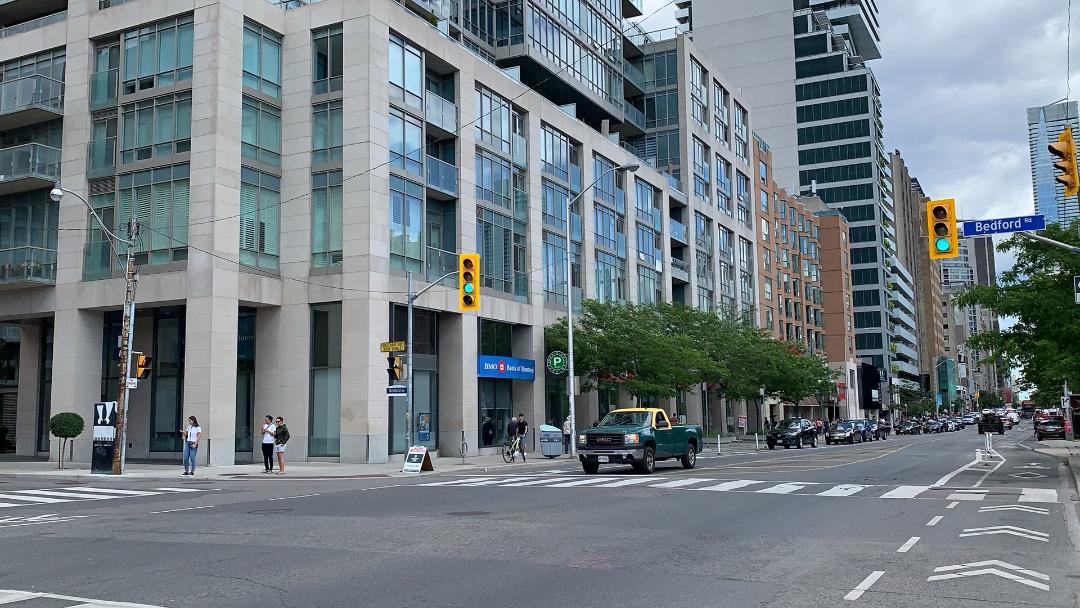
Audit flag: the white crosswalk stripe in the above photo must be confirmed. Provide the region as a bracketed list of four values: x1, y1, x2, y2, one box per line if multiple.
[408, 475, 1060, 504]
[0, 486, 216, 509]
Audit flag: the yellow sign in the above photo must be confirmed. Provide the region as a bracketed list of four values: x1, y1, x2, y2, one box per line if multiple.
[380, 341, 406, 353]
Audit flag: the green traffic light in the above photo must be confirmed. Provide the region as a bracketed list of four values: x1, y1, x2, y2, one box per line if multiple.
[463, 283, 475, 294]
[935, 237, 950, 252]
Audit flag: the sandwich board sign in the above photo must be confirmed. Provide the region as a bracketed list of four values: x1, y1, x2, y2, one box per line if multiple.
[402, 445, 434, 473]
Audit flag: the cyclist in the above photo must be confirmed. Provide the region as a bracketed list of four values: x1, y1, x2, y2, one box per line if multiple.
[516, 413, 529, 461]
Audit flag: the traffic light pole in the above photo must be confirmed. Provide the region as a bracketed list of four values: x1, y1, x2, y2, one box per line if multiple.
[112, 218, 139, 476]
[404, 270, 458, 453]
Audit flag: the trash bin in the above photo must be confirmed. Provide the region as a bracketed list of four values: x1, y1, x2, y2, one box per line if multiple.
[539, 424, 563, 458]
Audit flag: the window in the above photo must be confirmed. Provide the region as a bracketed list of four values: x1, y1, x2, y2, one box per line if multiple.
[312, 25, 343, 95]
[310, 303, 342, 457]
[637, 265, 661, 305]
[312, 100, 343, 165]
[796, 74, 868, 101]
[854, 311, 882, 328]
[311, 170, 343, 267]
[116, 163, 189, 265]
[476, 151, 512, 210]
[760, 190, 769, 213]
[799, 162, 873, 186]
[541, 179, 570, 230]
[243, 22, 282, 98]
[762, 247, 772, 270]
[541, 124, 574, 181]
[799, 142, 872, 165]
[642, 49, 677, 88]
[636, 224, 659, 265]
[713, 81, 729, 143]
[852, 268, 879, 285]
[690, 59, 708, 129]
[840, 203, 876, 222]
[543, 231, 581, 306]
[798, 119, 871, 145]
[634, 178, 660, 225]
[593, 154, 624, 208]
[716, 155, 732, 213]
[595, 205, 618, 250]
[855, 333, 884, 350]
[239, 167, 280, 269]
[122, 15, 193, 95]
[759, 159, 768, 184]
[241, 97, 281, 166]
[526, 10, 619, 103]
[736, 171, 751, 227]
[760, 217, 769, 242]
[850, 246, 878, 264]
[477, 206, 528, 297]
[818, 183, 876, 204]
[390, 175, 424, 271]
[734, 103, 749, 162]
[644, 90, 679, 129]
[595, 250, 626, 303]
[389, 108, 423, 175]
[796, 97, 870, 123]
[475, 85, 511, 154]
[850, 225, 877, 243]
[119, 92, 191, 164]
[629, 130, 679, 176]
[692, 137, 710, 202]
[389, 34, 423, 111]
[796, 55, 845, 78]
[764, 278, 773, 301]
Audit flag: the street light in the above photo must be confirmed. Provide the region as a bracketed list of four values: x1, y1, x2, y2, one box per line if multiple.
[566, 162, 638, 458]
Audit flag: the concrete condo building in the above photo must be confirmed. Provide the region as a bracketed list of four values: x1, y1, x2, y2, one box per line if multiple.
[940, 235, 1000, 402]
[1027, 101, 1080, 226]
[0, 0, 770, 463]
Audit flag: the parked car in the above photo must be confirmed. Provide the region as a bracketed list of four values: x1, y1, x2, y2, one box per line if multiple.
[926, 419, 944, 433]
[950, 417, 965, 430]
[860, 419, 880, 440]
[962, 414, 978, 425]
[826, 421, 861, 444]
[577, 408, 702, 474]
[1035, 416, 1066, 441]
[766, 418, 819, 449]
[896, 421, 917, 435]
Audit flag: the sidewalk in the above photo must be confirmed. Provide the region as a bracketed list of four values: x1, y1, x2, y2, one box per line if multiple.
[1031, 438, 1080, 459]
[0, 453, 578, 482]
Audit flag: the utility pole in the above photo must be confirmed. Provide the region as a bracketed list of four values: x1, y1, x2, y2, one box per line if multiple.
[112, 218, 139, 475]
[404, 269, 457, 453]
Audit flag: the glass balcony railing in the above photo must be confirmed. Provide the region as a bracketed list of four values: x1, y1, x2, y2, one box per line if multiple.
[83, 241, 114, 280]
[0, 11, 66, 38]
[0, 245, 56, 285]
[425, 246, 458, 286]
[624, 101, 645, 130]
[424, 93, 457, 133]
[0, 74, 63, 118]
[87, 137, 116, 177]
[90, 68, 118, 107]
[570, 164, 582, 194]
[670, 218, 688, 244]
[623, 61, 645, 91]
[512, 134, 527, 167]
[670, 257, 690, 282]
[425, 156, 458, 196]
[0, 143, 61, 184]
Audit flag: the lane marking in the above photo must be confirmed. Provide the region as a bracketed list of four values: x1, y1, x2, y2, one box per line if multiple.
[946, 501, 959, 509]
[896, 536, 921, 553]
[649, 478, 715, 489]
[934, 456, 981, 487]
[946, 492, 986, 502]
[151, 505, 214, 514]
[418, 477, 498, 486]
[927, 516, 943, 527]
[756, 482, 815, 494]
[691, 480, 763, 492]
[153, 488, 211, 493]
[544, 477, 621, 488]
[979, 504, 1049, 515]
[499, 476, 579, 487]
[9, 490, 111, 500]
[816, 484, 870, 497]
[880, 485, 929, 499]
[58, 487, 162, 496]
[927, 560, 1050, 591]
[267, 493, 321, 501]
[1019, 488, 1058, 503]
[453, 477, 537, 486]
[592, 477, 666, 488]
[0, 494, 71, 504]
[958, 525, 1050, 542]
[843, 570, 885, 601]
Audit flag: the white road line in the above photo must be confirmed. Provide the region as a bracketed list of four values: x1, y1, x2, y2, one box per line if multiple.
[0, 590, 39, 604]
[153, 488, 209, 493]
[9, 490, 112, 500]
[934, 456, 981, 487]
[946, 501, 959, 509]
[499, 476, 579, 487]
[843, 571, 885, 601]
[896, 536, 921, 553]
[946, 492, 986, 502]
[1019, 488, 1058, 503]
[927, 516, 943, 527]
[545, 477, 621, 487]
[591, 477, 665, 488]
[692, 480, 763, 492]
[880, 485, 930, 499]
[267, 493, 321, 501]
[57, 487, 161, 496]
[0, 494, 71, 504]
[418, 477, 497, 486]
[151, 505, 214, 514]
[649, 478, 715, 488]
[756, 482, 814, 494]
[817, 484, 870, 497]
[454, 477, 538, 486]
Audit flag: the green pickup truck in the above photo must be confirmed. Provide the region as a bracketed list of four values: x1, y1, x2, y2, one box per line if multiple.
[577, 408, 703, 474]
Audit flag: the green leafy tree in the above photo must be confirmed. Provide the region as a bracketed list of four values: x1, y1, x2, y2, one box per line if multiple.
[49, 412, 84, 470]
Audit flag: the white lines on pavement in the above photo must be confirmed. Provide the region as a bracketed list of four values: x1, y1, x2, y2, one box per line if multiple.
[946, 492, 986, 502]
[979, 504, 1049, 515]
[0, 514, 93, 528]
[1019, 488, 1058, 503]
[150, 505, 214, 514]
[0, 589, 167, 607]
[691, 479, 764, 492]
[896, 536, 921, 553]
[927, 560, 1050, 591]
[958, 525, 1050, 542]
[267, 493, 321, 501]
[880, 485, 930, 499]
[926, 516, 943, 527]
[498, 476, 581, 487]
[648, 478, 715, 488]
[545, 477, 620, 488]
[592, 477, 666, 488]
[934, 456, 981, 488]
[756, 482, 817, 494]
[844, 571, 885, 601]
[946, 501, 959, 509]
[816, 484, 869, 497]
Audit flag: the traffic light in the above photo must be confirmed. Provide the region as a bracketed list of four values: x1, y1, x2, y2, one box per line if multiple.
[1049, 127, 1079, 197]
[458, 252, 480, 311]
[387, 353, 403, 383]
[926, 198, 958, 260]
[134, 352, 153, 379]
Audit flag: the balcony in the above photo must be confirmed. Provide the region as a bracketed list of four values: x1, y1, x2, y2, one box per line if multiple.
[623, 0, 643, 18]
[0, 245, 55, 287]
[512, 133, 527, 168]
[424, 93, 457, 137]
[82, 241, 114, 281]
[89, 68, 118, 109]
[0, 74, 63, 131]
[570, 164, 582, 195]
[622, 100, 645, 135]
[623, 61, 645, 94]
[425, 156, 458, 199]
[669, 218, 688, 245]
[425, 246, 458, 286]
[0, 143, 61, 195]
[670, 257, 690, 283]
[86, 137, 116, 178]
[0, 9, 65, 38]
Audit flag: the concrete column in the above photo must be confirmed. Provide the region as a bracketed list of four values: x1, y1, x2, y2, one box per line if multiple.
[14, 323, 41, 457]
[48, 308, 102, 462]
[437, 312, 477, 456]
[183, 297, 238, 466]
[512, 324, 544, 454]
[255, 305, 310, 461]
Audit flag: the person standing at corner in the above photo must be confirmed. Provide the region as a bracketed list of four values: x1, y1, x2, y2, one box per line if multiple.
[260, 415, 277, 473]
[273, 416, 290, 475]
[181, 416, 201, 476]
[562, 415, 572, 455]
[516, 413, 529, 460]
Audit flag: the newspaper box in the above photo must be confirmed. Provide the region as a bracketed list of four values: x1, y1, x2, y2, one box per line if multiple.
[539, 424, 563, 458]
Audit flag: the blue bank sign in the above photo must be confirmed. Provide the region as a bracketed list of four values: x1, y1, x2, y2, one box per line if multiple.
[477, 355, 536, 381]
[961, 215, 1045, 237]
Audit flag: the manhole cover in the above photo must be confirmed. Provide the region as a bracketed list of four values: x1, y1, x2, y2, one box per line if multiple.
[446, 511, 490, 516]
[247, 508, 294, 514]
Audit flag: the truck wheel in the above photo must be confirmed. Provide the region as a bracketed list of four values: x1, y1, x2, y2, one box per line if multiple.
[639, 447, 656, 474]
[680, 444, 697, 469]
[582, 461, 600, 474]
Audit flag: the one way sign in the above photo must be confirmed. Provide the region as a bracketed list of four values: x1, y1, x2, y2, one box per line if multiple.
[927, 560, 1050, 591]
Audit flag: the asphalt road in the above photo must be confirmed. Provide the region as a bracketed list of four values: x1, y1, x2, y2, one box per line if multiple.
[0, 423, 1077, 608]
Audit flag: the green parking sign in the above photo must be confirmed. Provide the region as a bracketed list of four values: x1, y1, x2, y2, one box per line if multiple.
[546, 351, 567, 375]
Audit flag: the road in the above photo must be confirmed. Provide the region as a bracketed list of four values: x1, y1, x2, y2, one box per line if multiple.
[0, 424, 1076, 608]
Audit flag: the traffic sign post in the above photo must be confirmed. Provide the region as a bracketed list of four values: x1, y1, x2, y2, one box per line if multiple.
[380, 341, 406, 353]
[961, 215, 1045, 237]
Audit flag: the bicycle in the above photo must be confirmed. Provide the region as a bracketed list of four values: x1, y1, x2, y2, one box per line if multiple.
[501, 435, 522, 463]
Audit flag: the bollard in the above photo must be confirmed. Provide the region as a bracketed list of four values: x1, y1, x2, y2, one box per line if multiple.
[459, 430, 468, 466]
[755, 433, 760, 451]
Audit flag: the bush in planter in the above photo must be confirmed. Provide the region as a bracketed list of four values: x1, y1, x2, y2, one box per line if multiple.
[49, 412, 84, 469]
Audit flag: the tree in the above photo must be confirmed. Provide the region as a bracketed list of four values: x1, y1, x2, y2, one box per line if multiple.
[48, 412, 84, 470]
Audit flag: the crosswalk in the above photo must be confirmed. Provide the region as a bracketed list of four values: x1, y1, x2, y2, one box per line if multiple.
[0, 589, 165, 607]
[0, 486, 211, 509]
[412, 475, 1061, 504]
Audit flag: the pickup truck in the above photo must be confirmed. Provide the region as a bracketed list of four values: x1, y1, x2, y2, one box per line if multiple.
[577, 408, 702, 474]
[977, 410, 1004, 435]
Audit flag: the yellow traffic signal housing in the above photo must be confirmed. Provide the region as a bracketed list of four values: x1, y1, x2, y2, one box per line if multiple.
[1049, 127, 1080, 197]
[458, 252, 480, 311]
[926, 199, 958, 260]
[387, 353, 403, 382]
[135, 353, 153, 379]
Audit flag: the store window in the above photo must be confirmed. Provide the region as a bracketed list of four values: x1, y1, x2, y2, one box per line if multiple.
[310, 303, 342, 457]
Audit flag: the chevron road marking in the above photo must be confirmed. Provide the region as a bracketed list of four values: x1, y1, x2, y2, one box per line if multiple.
[958, 525, 1050, 542]
[927, 560, 1050, 591]
[979, 504, 1050, 515]
[0, 589, 166, 607]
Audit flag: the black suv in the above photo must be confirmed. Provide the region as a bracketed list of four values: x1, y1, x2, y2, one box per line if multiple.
[767, 418, 818, 449]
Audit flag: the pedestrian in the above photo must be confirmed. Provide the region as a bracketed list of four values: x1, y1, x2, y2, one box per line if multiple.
[180, 416, 201, 476]
[482, 417, 495, 446]
[273, 416, 290, 475]
[815, 418, 823, 436]
[562, 415, 572, 454]
[670, 410, 679, 425]
[505, 415, 518, 447]
[259, 415, 276, 473]
[824, 418, 831, 435]
[516, 413, 529, 460]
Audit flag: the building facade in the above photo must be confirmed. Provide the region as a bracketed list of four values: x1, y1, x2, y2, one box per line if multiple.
[940, 235, 1000, 402]
[0, 0, 770, 462]
[1027, 101, 1080, 226]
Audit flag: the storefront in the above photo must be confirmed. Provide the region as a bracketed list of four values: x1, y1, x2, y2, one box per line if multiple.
[476, 319, 534, 450]
[388, 305, 439, 454]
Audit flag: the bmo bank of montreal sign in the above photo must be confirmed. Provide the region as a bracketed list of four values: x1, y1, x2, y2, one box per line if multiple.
[477, 355, 536, 381]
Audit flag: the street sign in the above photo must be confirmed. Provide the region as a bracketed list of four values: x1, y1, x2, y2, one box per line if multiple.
[125, 378, 138, 389]
[402, 445, 434, 473]
[380, 340, 406, 353]
[546, 351, 567, 374]
[386, 385, 408, 396]
[1074, 276, 1080, 304]
[961, 214, 1045, 237]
